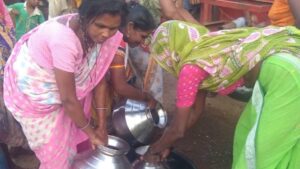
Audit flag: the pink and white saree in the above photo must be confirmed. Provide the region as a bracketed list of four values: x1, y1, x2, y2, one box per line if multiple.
[3, 14, 122, 169]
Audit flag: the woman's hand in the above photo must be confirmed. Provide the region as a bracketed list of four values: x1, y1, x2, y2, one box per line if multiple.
[54, 68, 107, 149]
[160, 148, 171, 159]
[142, 147, 171, 163]
[141, 106, 192, 162]
[144, 92, 157, 108]
[86, 128, 107, 149]
[143, 152, 161, 163]
[95, 125, 108, 145]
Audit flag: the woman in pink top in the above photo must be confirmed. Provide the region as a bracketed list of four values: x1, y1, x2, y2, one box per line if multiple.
[3, 0, 128, 168]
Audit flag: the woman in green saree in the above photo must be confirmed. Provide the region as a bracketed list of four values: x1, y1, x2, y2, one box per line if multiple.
[144, 20, 300, 169]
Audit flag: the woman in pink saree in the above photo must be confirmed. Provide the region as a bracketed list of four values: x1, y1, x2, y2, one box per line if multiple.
[3, 0, 128, 168]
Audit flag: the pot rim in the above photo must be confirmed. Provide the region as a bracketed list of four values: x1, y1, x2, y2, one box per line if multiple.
[97, 135, 130, 156]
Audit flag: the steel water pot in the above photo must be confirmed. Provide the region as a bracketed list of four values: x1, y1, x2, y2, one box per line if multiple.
[133, 160, 170, 169]
[72, 135, 132, 169]
[132, 145, 170, 169]
[131, 146, 199, 169]
[112, 99, 168, 146]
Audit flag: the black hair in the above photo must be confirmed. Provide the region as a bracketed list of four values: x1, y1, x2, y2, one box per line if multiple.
[125, 2, 156, 31]
[78, 0, 128, 27]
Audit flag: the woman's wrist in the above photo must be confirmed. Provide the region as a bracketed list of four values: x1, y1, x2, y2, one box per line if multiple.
[77, 118, 96, 136]
[97, 120, 106, 129]
[141, 91, 147, 101]
[148, 146, 159, 155]
[148, 146, 174, 156]
[78, 118, 90, 130]
[142, 91, 151, 101]
[95, 107, 108, 119]
[96, 108, 107, 129]
[82, 125, 95, 138]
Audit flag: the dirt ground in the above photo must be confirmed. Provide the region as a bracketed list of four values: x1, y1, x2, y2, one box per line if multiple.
[175, 96, 245, 169]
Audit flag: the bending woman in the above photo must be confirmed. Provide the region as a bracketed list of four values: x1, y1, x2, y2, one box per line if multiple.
[3, 0, 127, 168]
[90, 2, 156, 122]
[109, 2, 156, 103]
[145, 20, 300, 169]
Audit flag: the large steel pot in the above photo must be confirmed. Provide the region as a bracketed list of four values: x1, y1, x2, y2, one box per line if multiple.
[72, 135, 132, 169]
[112, 99, 167, 146]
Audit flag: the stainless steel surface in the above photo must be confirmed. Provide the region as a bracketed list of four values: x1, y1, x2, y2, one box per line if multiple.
[156, 108, 167, 128]
[130, 151, 198, 169]
[135, 145, 149, 156]
[124, 100, 156, 143]
[133, 160, 170, 169]
[72, 135, 132, 169]
[112, 99, 168, 145]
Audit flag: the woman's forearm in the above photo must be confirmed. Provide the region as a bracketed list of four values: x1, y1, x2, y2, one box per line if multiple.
[149, 107, 191, 154]
[93, 79, 109, 128]
[159, 0, 198, 24]
[113, 80, 148, 101]
[54, 68, 94, 136]
[187, 91, 207, 129]
[178, 8, 199, 24]
[110, 58, 148, 101]
[148, 65, 207, 153]
[62, 98, 94, 135]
